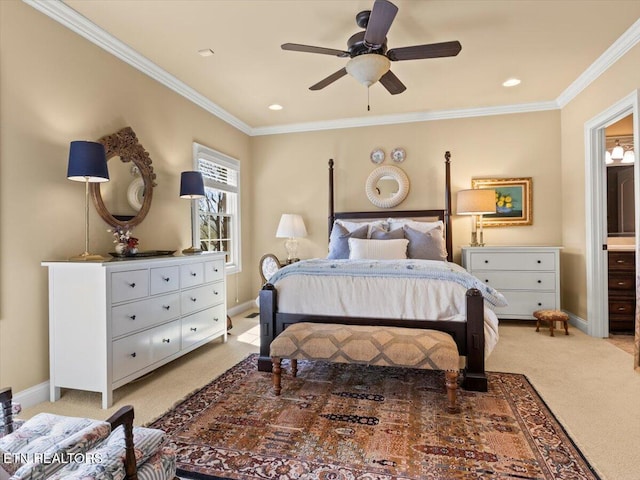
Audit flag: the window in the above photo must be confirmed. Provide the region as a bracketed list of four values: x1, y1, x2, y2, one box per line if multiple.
[192, 142, 241, 274]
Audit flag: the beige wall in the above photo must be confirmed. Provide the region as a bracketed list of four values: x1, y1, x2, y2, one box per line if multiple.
[0, 1, 252, 391]
[560, 44, 640, 321]
[250, 111, 563, 293]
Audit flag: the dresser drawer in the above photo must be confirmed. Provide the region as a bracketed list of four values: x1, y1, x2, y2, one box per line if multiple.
[111, 269, 149, 303]
[180, 263, 204, 288]
[495, 291, 557, 316]
[111, 293, 180, 338]
[608, 273, 635, 291]
[112, 329, 153, 381]
[150, 266, 179, 295]
[182, 305, 226, 349]
[205, 259, 225, 283]
[478, 271, 556, 291]
[469, 252, 556, 271]
[149, 320, 181, 363]
[608, 297, 635, 316]
[180, 282, 224, 315]
[608, 251, 635, 272]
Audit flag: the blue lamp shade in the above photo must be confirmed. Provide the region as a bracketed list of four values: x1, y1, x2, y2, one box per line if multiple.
[67, 141, 109, 183]
[180, 171, 205, 199]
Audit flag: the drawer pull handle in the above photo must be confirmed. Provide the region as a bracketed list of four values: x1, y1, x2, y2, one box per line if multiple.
[537, 260, 542, 264]
[537, 302, 542, 306]
[214, 317, 219, 322]
[128, 282, 136, 288]
[190, 327, 197, 332]
[214, 290, 219, 295]
[214, 268, 219, 272]
[190, 272, 197, 277]
[484, 260, 489, 264]
[163, 305, 170, 310]
[190, 297, 197, 302]
[484, 279, 489, 283]
[618, 282, 625, 286]
[131, 352, 137, 358]
[162, 338, 171, 343]
[616, 260, 625, 264]
[618, 307, 626, 311]
[163, 276, 170, 282]
[537, 280, 542, 284]
[129, 315, 136, 320]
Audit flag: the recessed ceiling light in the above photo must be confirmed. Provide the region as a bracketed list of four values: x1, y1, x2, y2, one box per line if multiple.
[198, 48, 214, 57]
[268, 104, 283, 111]
[503, 78, 521, 87]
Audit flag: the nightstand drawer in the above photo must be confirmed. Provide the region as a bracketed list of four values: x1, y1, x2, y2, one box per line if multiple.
[478, 271, 556, 291]
[608, 273, 635, 291]
[608, 251, 635, 271]
[469, 252, 555, 271]
[496, 291, 557, 316]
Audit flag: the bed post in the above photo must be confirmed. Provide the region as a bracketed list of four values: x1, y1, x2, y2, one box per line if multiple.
[258, 284, 277, 372]
[328, 158, 335, 241]
[444, 151, 453, 262]
[462, 288, 488, 391]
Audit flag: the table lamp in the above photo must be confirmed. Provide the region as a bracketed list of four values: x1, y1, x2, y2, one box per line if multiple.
[275, 214, 307, 263]
[67, 141, 110, 261]
[180, 171, 206, 254]
[456, 188, 496, 246]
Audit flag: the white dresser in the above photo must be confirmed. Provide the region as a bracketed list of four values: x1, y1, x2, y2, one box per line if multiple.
[42, 253, 227, 408]
[461, 246, 561, 320]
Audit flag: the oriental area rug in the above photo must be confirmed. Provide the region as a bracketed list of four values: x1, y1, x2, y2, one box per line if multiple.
[148, 354, 599, 480]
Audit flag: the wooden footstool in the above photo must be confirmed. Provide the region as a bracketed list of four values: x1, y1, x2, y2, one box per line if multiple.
[269, 322, 461, 413]
[534, 309, 569, 336]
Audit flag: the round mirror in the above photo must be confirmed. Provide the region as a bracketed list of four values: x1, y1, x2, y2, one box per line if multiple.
[365, 165, 410, 208]
[90, 127, 156, 228]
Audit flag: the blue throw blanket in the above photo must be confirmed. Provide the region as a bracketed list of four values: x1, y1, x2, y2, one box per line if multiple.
[269, 259, 508, 309]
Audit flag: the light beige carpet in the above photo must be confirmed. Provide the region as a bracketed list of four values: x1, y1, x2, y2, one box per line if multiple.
[20, 313, 640, 480]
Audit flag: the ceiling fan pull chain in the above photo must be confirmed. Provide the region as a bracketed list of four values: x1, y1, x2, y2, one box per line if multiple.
[367, 86, 371, 111]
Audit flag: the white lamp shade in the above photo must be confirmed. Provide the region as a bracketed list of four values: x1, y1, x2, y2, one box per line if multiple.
[605, 151, 613, 164]
[622, 150, 635, 163]
[346, 54, 390, 87]
[276, 214, 308, 238]
[611, 142, 625, 160]
[456, 189, 497, 215]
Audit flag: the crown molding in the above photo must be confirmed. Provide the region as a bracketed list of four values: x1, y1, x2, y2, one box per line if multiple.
[556, 18, 640, 108]
[22, 0, 253, 135]
[249, 101, 559, 136]
[23, 0, 639, 137]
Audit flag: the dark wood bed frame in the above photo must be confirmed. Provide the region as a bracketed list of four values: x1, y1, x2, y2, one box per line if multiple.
[258, 152, 488, 391]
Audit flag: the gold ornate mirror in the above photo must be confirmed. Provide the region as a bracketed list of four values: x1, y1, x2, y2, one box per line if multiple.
[90, 127, 157, 228]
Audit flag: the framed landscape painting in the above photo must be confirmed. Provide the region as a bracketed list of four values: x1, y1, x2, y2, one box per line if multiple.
[471, 177, 532, 227]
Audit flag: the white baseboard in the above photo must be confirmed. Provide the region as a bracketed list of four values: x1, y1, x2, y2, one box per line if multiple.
[13, 381, 50, 410]
[227, 300, 256, 317]
[566, 310, 589, 334]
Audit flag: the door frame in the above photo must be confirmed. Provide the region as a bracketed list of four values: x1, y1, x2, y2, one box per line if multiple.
[585, 90, 639, 338]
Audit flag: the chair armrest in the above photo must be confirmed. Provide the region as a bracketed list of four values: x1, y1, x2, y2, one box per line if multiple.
[105, 405, 138, 480]
[0, 387, 14, 435]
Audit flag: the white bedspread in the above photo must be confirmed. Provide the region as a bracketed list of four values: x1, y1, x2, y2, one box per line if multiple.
[267, 259, 506, 356]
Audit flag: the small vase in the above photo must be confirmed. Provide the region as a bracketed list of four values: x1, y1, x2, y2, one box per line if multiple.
[127, 247, 138, 256]
[115, 243, 126, 255]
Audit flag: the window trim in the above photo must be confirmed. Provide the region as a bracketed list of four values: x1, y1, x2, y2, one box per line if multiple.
[192, 142, 241, 274]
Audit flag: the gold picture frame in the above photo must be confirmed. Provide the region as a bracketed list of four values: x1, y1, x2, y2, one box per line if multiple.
[471, 177, 532, 227]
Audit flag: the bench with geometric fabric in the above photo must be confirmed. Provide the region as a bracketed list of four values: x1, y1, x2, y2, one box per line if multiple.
[269, 322, 461, 413]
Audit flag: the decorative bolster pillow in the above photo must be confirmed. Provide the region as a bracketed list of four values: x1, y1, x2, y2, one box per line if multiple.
[348, 238, 409, 260]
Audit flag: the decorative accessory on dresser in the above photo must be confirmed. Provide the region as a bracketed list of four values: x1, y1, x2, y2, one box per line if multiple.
[109, 226, 139, 256]
[456, 188, 496, 246]
[67, 141, 110, 261]
[180, 171, 206, 254]
[275, 214, 307, 263]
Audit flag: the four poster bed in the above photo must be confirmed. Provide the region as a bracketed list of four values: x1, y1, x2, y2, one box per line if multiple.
[258, 152, 505, 391]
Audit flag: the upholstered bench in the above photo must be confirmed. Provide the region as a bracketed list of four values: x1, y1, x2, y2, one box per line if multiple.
[270, 322, 461, 413]
[534, 309, 569, 337]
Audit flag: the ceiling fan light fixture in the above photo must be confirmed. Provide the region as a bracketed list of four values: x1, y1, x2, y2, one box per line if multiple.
[346, 54, 390, 87]
[622, 150, 635, 163]
[605, 151, 613, 164]
[502, 78, 521, 87]
[268, 104, 283, 111]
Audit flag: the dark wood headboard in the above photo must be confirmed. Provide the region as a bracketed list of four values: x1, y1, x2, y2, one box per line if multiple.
[327, 152, 453, 262]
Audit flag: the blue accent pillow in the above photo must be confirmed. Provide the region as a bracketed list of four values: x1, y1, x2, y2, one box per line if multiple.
[327, 223, 368, 259]
[371, 227, 404, 240]
[403, 225, 447, 261]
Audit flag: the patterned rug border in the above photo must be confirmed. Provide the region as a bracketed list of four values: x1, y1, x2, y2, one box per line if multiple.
[149, 353, 601, 480]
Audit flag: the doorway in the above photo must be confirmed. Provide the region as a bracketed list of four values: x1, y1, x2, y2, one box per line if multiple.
[584, 90, 639, 369]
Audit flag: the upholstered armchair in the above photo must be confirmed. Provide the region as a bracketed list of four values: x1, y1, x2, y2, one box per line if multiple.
[0, 388, 176, 480]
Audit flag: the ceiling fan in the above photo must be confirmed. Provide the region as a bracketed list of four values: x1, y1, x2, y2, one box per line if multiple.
[281, 0, 462, 95]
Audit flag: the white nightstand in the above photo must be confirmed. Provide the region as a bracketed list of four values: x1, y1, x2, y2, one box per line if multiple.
[461, 246, 561, 320]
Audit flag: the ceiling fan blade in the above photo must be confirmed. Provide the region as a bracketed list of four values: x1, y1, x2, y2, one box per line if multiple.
[379, 70, 406, 95]
[387, 41, 462, 61]
[309, 68, 348, 90]
[282, 43, 349, 57]
[364, 0, 398, 48]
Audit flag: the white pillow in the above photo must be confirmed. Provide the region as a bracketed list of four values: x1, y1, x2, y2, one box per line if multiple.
[336, 219, 388, 238]
[348, 238, 409, 260]
[387, 218, 443, 233]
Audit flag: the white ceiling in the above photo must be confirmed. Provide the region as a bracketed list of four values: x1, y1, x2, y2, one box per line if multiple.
[48, 1, 640, 133]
